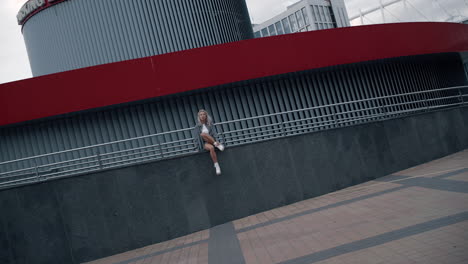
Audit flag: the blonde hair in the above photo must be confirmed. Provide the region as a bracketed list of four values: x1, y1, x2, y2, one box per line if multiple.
[197, 109, 213, 125]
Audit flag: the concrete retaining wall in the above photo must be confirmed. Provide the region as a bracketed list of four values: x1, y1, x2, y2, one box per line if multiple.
[1, 106, 467, 264]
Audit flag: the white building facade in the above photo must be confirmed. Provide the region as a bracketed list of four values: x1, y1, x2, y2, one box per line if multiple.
[253, 0, 350, 38]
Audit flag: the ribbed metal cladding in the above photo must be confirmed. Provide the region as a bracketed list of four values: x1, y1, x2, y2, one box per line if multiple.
[22, 0, 254, 76]
[0, 53, 466, 172]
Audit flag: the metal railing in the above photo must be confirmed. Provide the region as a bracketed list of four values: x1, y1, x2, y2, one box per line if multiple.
[1, 86, 467, 189]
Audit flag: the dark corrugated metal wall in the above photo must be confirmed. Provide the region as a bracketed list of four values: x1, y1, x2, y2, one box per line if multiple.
[23, 0, 254, 76]
[0, 53, 465, 171]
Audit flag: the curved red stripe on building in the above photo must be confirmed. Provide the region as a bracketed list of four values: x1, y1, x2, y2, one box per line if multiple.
[1, 22, 468, 127]
[17, 0, 67, 26]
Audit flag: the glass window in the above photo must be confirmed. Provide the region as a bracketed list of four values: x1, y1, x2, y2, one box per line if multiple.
[261, 28, 269, 37]
[306, 25, 312, 31]
[296, 11, 304, 28]
[275, 21, 284, 35]
[319, 6, 325, 22]
[282, 18, 291, 33]
[302, 8, 309, 25]
[254, 31, 261, 38]
[324, 7, 330, 22]
[268, 24, 277, 36]
[289, 14, 298, 32]
[313, 6, 320, 22]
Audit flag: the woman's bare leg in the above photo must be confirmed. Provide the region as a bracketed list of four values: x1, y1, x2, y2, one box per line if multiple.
[204, 143, 217, 163]
[200, 133, 216, 145]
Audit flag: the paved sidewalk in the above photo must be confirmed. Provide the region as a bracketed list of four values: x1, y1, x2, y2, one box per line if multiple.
[85, 149, 468, 264]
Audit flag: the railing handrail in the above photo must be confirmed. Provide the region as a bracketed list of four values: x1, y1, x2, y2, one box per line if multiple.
[0, 85, 467, 187]
[215, 86, 468, 126]
[0, 127, 194, 166]
[1, 85, 467, 167]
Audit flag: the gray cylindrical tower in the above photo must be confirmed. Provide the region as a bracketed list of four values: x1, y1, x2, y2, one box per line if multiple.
[19, 0, 254, 76]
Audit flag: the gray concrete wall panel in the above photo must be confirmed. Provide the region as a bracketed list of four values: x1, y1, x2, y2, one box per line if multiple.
[0, 106, 467, 264]
[22, 0, 254, 76]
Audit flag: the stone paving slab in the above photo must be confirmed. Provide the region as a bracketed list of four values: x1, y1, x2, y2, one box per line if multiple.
[84, 149, 468, 264]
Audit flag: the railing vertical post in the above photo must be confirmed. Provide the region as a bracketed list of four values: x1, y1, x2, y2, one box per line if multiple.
[381, 96, 387, 118]
[96, 150, 103, 170]
[280, 122, 286, 137]
[33, 158, 39, 181]
[158, 135, 164, 158]
[332, 107, 338, 127]
[459, 88, 465, 104]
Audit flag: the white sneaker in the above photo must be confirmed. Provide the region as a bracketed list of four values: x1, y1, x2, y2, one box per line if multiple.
[215, 142, 225, 151]
[214, 163, 221, 175]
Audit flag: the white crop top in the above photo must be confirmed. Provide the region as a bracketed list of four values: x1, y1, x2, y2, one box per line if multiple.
[202, 124, 209, 134]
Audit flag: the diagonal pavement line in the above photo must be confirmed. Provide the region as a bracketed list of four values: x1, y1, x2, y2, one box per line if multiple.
[377, 168, 468, 184]
[396, 166, 468, 179]
[396, 177, 468, 194]
[111, 239, 209, 264]
[433, 167, 468, 179]
[238, 167, 468, 235]
[237, 186, 407, 233]
[374, 174, 412, 182]
[278, 211, 468, 264]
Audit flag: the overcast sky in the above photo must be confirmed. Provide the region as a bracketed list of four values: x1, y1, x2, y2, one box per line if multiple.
[0, 0, 466, 84]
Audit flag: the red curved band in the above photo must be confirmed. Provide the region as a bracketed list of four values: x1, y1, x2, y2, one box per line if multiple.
[1, 22, 468, 127]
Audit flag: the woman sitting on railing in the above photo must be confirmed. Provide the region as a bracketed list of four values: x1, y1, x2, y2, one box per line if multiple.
[193, 109, 225, 175]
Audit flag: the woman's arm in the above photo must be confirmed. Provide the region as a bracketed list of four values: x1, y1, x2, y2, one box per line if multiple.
[192, 125, 202, 151]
